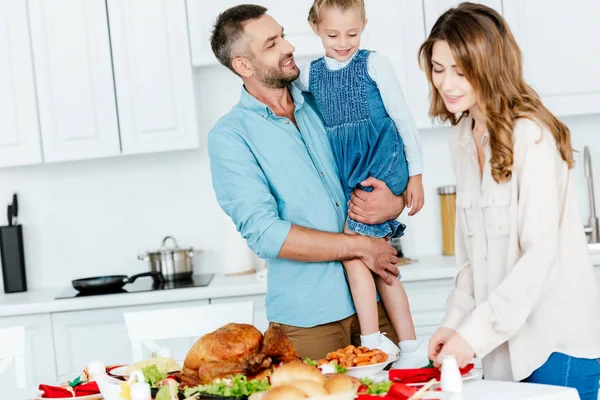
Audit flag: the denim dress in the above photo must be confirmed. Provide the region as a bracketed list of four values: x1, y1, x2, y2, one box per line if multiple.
[309, 49, 409, 238]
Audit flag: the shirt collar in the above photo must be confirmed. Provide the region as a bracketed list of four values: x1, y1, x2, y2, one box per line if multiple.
[460, 115, 489, 147]
[324, 50, 359, 70]
[239, 84, 305, 116]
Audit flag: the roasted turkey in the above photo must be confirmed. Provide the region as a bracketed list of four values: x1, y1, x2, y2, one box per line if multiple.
[179, 323, 299, 385]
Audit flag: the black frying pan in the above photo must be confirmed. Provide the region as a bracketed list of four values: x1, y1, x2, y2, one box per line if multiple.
[72, 272, 159, 293]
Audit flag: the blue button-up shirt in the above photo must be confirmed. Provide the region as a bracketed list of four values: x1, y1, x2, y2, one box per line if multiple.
[208, 85, 356, 327]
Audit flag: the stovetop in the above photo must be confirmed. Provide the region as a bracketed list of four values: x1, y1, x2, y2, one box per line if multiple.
[55, 273, 214, 300]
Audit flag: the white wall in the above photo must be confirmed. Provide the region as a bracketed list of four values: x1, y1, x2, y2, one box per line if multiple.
[1, 64, 599, 290]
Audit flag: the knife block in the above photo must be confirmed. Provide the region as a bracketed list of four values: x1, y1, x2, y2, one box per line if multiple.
[0, 224, 27, 293]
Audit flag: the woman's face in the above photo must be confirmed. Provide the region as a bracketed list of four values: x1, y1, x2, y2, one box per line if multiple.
[431, 40, 477, 114]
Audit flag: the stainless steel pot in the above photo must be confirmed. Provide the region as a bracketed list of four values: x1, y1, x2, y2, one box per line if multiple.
[138, 236, 196, 281]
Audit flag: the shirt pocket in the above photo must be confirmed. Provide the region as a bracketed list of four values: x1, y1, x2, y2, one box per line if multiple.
[456, 192, 475, 237]
[481, 187, 511, 236]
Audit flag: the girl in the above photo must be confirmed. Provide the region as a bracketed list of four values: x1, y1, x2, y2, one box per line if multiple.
[422, 3, 600, 399]
[296, 0, 427, 368]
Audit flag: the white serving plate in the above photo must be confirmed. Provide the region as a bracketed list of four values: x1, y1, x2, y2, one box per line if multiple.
[344, 354, 398, 379]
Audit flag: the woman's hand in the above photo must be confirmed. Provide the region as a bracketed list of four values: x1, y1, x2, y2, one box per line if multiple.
[348, 177, 405, 224]
[428, 327, 455, 363]
[434, 332, 475, 368]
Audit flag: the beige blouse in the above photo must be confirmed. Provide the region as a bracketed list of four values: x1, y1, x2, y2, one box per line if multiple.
[440, 116, 600, 381]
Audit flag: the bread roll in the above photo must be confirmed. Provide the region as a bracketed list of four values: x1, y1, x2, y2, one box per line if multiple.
[262, 385, 308, 400]
[323, 374, 361, 394]
[288, 380, 328, 397]
[270, 362, 325, 387]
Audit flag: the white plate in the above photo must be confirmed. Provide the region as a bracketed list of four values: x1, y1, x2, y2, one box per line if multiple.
[344, 354, 398, 378]
[35, 391, 103, 400]
[109, 361, 183, 378]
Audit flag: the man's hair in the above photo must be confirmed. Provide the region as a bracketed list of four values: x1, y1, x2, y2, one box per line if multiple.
[210, 4, 268, 75]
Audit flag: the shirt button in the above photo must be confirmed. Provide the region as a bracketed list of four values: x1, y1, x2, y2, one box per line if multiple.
[285, 120, 290, 124]
[320, 172, 325, 177]
[262, 115, 267, 118]
[335, 202, 340, 207]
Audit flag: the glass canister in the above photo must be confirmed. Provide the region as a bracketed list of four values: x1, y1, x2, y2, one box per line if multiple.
[438, 185, 457, 255]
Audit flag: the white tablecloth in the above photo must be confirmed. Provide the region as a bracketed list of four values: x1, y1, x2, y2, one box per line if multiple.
[462, 379, 581, 400]
[5, 381, 589, 400]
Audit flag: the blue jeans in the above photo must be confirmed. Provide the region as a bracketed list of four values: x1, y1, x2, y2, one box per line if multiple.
[521, 352, 600, 400]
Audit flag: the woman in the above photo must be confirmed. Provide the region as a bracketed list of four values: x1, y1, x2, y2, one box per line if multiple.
[419, 3, 600, 398]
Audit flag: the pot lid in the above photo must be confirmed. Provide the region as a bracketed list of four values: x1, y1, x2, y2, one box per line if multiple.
[147, 236, 193, 255]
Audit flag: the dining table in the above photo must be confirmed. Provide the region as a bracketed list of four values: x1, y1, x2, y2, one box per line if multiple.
[6, 378, 585, 400]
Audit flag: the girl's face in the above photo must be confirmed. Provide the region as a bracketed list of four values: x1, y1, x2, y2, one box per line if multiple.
[312, 6, 366, 62]
[431, 40, 477, 114]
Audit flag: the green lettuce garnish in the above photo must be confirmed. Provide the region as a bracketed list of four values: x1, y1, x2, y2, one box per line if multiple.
[334, 363, 347, 374]
[304, 357, 347, 373]
[183, 374, 270, 398]
[304, 357, 318, 367]
[359, 377, 393, 394]
[155, 379, 179, 400]
[142, 364, 167, 387]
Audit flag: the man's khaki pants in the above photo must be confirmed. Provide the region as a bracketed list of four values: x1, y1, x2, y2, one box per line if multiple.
[269, 301, 399, 360]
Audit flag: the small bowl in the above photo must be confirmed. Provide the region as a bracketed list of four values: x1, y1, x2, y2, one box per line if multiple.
[344, 354, 398, 379]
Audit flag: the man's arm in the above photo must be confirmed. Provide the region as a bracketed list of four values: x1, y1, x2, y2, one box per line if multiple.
[279, 225, 400, 284]
[208, 127, 400, 283]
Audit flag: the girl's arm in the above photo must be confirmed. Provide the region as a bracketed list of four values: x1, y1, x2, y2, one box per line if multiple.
[367, 52, 423, 177]
[454, 120, 562, 359]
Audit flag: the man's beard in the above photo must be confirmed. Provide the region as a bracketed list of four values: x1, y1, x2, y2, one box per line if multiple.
[253, 54, 299, 89]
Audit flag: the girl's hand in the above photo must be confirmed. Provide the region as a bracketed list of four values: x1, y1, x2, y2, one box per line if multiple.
[349, 177, 405, 224]
[406, 175, 424, 216]
[434, 332, 475, 368]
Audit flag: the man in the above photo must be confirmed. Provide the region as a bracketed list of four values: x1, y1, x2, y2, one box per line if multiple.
[208, 4, 406, 359]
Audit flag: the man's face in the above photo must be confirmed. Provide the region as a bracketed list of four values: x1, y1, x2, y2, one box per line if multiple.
[242, 15, 299, 88]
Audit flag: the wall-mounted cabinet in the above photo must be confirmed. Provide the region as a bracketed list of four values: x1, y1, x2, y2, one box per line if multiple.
[0, 0, 43, 167]
[0, 0, 198, 168]
[503, 0, 600, 117]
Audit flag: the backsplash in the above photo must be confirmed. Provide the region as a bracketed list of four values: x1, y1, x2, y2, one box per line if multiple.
[0, 65, 599, 290]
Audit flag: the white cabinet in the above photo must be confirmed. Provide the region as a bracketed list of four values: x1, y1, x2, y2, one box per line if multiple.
[210, 294, 268, 333]
[28, 0, 121, 163]
[503, 0, 600, 116]
[51, 299, 209, 376]
[404, 279, 453, 339]
[186, 0, 322, 67]
[0, 314, 56, 386]
[0, 0, 42, 167]
[107, 0, 199, 155]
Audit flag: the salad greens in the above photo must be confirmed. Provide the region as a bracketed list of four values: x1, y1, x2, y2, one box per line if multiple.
[155, 379, 179, 400]
[183, 374, 270, 398]
[303, 357, 347, 374]
[359, 377, 393, 394]
[142, 364, 167, 387]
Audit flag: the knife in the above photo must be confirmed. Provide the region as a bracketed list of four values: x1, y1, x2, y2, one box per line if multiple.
[12, 193, 18, 225]
[7, 204, 12, 226]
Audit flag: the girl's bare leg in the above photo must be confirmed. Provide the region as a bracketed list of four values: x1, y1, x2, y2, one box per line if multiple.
[374, 275, 416, 341]
[343, 222, 379, 335]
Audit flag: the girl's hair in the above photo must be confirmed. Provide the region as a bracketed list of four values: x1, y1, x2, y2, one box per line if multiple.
[307, 0, 365, 25]
[419, 2, 574, 183]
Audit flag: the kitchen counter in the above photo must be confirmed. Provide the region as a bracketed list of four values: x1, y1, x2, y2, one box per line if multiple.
[0, 255, 456, 318]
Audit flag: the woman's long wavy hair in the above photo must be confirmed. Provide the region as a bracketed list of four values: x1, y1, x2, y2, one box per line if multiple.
[419, 2, 574, 182]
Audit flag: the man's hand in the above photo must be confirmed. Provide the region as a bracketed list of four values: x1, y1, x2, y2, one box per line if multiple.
[434, 331, 475, 369]
[354, 235, 399, 285]
[348, 177, 405, 225]
[406, 174, 424, 216]
[428, 327, 455, 364]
